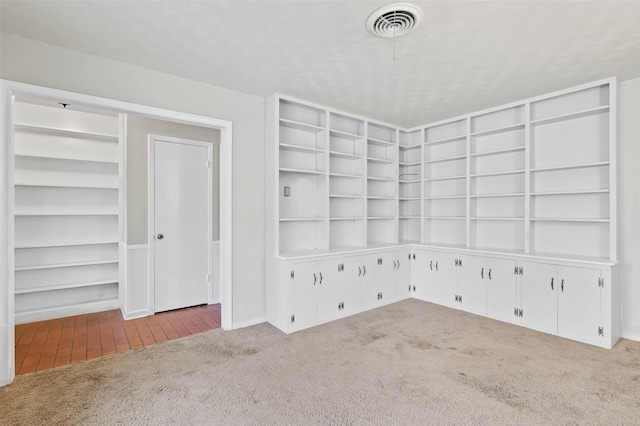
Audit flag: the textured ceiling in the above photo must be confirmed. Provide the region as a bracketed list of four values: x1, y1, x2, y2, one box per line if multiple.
[1, 1, 640, 128]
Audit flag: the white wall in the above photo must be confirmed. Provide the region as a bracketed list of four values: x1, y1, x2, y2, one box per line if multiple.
[0, 33, 266, 325]
[618, 77, 640, 340]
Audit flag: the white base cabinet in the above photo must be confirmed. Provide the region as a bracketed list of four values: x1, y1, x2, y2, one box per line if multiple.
[268, 245, 619, 349]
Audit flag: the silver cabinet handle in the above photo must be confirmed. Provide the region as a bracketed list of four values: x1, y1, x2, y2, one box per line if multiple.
[430, 261, 433, 270]
[363, 266, 366, 276]
[319, 272, 323, 284]
[313, 273, 317, 285]
[157, 234, 164, 240]
[551, 277, 554, 290]
[435, 261, 438, 271]
[488, 269, 492, 280]
[481, 267, 484, 279]
[561, 278, 564, 292]
[358, 266, 362, 276]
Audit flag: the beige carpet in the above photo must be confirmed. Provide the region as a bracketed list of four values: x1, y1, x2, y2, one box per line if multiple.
[1, 299, 639, 425]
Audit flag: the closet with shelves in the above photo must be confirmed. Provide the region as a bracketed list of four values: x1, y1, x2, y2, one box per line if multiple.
[13, 99, 121, 323]
[266, 79, 618, 348]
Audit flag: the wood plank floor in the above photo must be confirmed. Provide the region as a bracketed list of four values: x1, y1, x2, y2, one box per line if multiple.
[14, 304, 221, 375]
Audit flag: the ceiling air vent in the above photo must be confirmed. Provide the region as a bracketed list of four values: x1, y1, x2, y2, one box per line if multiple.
[366, 3, 423, 38]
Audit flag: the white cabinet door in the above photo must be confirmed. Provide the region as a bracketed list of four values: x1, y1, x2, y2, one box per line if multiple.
[558, 266, 602, 345]
[394, 250, 412, 300]
[338, 256, 363, 317]
[412, 249, 434, 302]
[433, 252, 458, 308]
[377, 253, 396, 304]
[316, 258, 340, 324]
[458, 255, 487, 316]
[486, 257, 519, 324]
[521, 262, 558, 334]
[361, 254, 380, 309]
[289, 261, 319, 331]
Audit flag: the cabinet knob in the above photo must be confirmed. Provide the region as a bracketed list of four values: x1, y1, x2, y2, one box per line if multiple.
[157, 234, 164, 240]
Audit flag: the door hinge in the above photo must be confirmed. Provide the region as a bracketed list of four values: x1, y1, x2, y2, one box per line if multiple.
[338, 263, 344, 272]
[519, 267, 523, 275]
[377, 292, 383, 300]
[291, 314, 295, 323]
[598, 326, 604, 336]
[338, 302, 344, 311]
[598, 277, 604, 288]
[378, 258, 383, 265]
[519, 309, 523, 318]
[290, 270, 294, 279]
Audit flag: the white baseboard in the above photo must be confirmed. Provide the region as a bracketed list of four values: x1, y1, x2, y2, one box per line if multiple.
[15, 299, 120, 325]
[230, 316, 266, 330]
[621, 329, 640, 343]
[120, 307, 149, 321]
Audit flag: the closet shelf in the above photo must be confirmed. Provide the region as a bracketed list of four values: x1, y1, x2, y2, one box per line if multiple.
[531, 189, 609, 196]
[470, 193, 525, 198]
[279, 143, 324, 154]
[367, 196, 395, 200]
[367, 137, 395, 147]
[471, 217, 525, 221]
[329, 129, 363, 140]
[367, 216, 395, 220]
[14, 210, 118, 217]
[329, 217, 364, 221]
[14, 153, 119, 165]
[399, 197, 421, 201]
[329, 151, 362, 160]
[399, 216, 420, 219]
[424, 195, 465, 200]
[14, 182, 118, 190]
[14, 240, 119, 249]
[399, 162, 421, 167]
[424, 175, 466, 182]
[330, 172, 362, 179]
[14, 279, 118, 295]
[279, 167, 325, 176]
[470, 122, 525, 137]
[530, 161, 609, 173]
[424, 135, 466, 146]
[280, 217, 326, 222]
[531, 218, 609, 223]
[367, 157, 395, 164]
[470, 169, 525, 178]
[424, 154, 466, 164]
[424, 216, 466, 221]
[367, 176, 395, 182]
[530, 105, 609, 126]
[279, 118, 325, 133]
[14, 123, 118, 142]
[330, 194, 363, 199]
[398, 144, 421, 151]
[399, 179, 420, 184]
[470, 146, 525, 158]
[15, 259, 119, 271]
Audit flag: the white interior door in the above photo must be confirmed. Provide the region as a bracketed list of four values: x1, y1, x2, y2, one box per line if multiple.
[153, 138, 210, 313]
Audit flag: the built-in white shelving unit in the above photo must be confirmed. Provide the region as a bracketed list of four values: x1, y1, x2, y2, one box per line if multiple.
[13, 100, 121, 323]
[266, 79, 618, 348]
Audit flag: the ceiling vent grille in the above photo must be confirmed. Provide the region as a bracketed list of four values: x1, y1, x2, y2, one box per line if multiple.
[366, 3, 423, 38]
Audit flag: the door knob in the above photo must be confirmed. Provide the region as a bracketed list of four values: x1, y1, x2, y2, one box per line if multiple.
[157, 234, 164, 240]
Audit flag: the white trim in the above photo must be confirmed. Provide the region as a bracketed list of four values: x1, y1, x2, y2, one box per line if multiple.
[120, 307, 150, 321]
[148, 135, 214, 315]
[0, 79, 234, 387]
[231, 316, 267, 330]
[15, 299, 120, 325]
[621, 330, 640, 343]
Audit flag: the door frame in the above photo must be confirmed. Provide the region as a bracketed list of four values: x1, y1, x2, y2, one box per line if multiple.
[148, 135, 214, 314]
[0, 80, 234, 387]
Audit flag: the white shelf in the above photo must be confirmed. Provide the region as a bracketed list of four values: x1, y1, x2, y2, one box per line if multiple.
[280, 217, 326, 222]
[15, 182, 118, 190]
[330, 172, 363, 179]
[15, 123, 118, 142]
[531, 189, 609, 196]
[14, 240, 119, 249]
[367, 196, 395, 200]
[279, 167, 325, 175]
[399, 216, 420, 219]
[531, 218, 609, 223]
[530, 161, 609, 173]
[530, 105, 609, 126]
[399, 161, 421, 166]
[14, 208, 118, 216]
[367, 137, 395, 147]
[367, 216, 395, 220]
[470, 122, 525, 137]
[398, 144, 421, 151]
[329, 217, 364, 221]
[399, 197, 421, 201]
[471, 217, 525, 221]
[470, 169, 525, 178]
[330, 129, 363, 140]
[425, 195, 466, 200]
[329, 151, 361, 160]
[470, 146, 525, 157]
[14, 153, 119, 165]
[470, 193, 525, 198]
[367, 176, 395, 182]
[279, 143, 324, 154]
[424, 154, 466, 164]
[424, 175, 466, 182]
[424, 135, 466, 146]
[424, 216, 466, 220]
[367, 156, 395, 164]
[330, 194, 363, 199]
[398, 179, 420, 184]
[15, 279, 118, 295]
[15, 259, 119, 272]
[279, 118, 325, 133]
